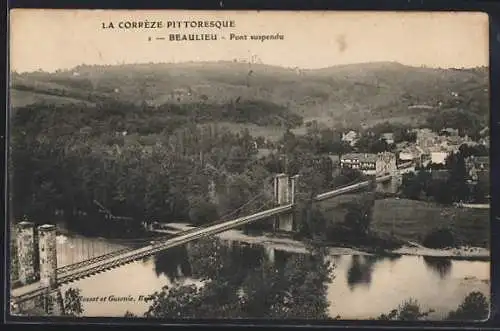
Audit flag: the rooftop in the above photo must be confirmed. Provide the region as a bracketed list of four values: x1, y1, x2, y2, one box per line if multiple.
[341, 153, 377, 163]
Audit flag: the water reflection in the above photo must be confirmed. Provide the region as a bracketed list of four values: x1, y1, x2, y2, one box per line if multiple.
[423, 256, 453, 279]
[386, 254, 402, 263]
[147, 238, 334, 319]
[346, 255, 378, 290]
[51, 233, 490, 320]
[152, 245, 193, 282]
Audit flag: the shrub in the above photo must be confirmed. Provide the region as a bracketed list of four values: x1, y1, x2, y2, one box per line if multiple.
[446, 291, 489, 321]
[377, 298, 434, 321]
[422, 227, 455, 249]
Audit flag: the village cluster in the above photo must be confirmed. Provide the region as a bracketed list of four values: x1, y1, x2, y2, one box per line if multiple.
[337, 126, 490, 186]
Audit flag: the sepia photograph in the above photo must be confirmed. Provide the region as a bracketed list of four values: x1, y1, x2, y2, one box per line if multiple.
[8, 10, 490, 321]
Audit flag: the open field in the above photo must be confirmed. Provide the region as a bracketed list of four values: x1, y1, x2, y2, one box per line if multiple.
[10, 89, 96, 108]
[372, 198, 490, 248]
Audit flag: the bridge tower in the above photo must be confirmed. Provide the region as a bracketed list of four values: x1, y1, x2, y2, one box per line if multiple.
[375, 152, 399, 194]
[15, 221, 38, 285]
[264, 246, 275, 264]
[390, 167, 401, 194]
[38, 225, 58, 288]
[38, 224, 65, 315]
[273, 174, 299, 233]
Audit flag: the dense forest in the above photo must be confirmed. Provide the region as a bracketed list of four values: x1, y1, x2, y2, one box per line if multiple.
[10, 99, 357, 237]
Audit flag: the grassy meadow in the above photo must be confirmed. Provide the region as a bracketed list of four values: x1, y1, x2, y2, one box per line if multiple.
[372, 198, 490, 248]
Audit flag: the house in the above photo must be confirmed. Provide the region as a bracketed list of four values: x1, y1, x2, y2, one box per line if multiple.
[414, 128, 438, 149]
[340, 153, 377, 175]
[341, 130, 358, 146]
[440, 128, 459, 136]
[340, 152, 397, 176]
[399, 145, 423, 162]
[430, 151, 449, 165]
[381, 132, 395, 145]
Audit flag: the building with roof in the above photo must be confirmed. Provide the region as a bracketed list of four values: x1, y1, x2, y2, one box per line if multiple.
[340, 152, 397, 176]
[414, 128, 439, 149]
[430, 151, 449, 165]
[381, 132, 395, 145]
[440, 128, 459, 136]
[399, 145, 423, 162]
[340, 153, 377, 175]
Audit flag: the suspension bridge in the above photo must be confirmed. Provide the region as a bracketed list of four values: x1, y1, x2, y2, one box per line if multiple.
[10, 164, 409, 312]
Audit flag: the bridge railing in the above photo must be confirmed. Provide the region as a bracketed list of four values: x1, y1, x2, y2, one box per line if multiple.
[53, 204, 295, 286]
[154, 199, 272, 239]
[314, 180, 371, 201]
[56, 247, 135, 274]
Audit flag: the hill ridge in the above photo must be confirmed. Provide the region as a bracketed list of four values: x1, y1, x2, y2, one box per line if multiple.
[10, 61, 488, 129]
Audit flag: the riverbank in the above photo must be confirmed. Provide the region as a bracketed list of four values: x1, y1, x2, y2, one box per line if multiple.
[160, 223, 490, 260]
[392, 244, 490, 261]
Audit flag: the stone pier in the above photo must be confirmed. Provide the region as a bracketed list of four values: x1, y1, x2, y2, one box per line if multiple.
[44, 289, 65, 316]
[274, 173, 290, 206]
[273, 174, 298, 233]
[38, 224, 65, 315]
[391, 169, 402, 194]
[264, 246, 275, 264]
[38, 224, 58, 288]
[16, 222, 37, 285]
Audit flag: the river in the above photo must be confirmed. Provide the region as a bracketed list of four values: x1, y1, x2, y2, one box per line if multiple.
[56, 230, 490, 320]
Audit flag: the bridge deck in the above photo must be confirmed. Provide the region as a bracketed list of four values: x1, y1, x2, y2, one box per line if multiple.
[11, 204, 294, 302]
[314, 175, 391, 202]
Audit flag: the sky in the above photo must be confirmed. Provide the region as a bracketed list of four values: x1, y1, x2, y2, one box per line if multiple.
[10, 10, 489, 73]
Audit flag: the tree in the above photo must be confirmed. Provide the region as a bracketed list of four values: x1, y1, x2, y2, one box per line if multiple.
[471, 175, 489, 203]
[145, 239, 334, 319]
[446, 291, 489, 321]
[332, 168, 365, 188]
[399, 170, 434, 201]
[377, 298, 434, 321]
[124, 311, 137, 317]
[445, 152, 470, 202]
[294, 157, 333, 238]
[188, 197, 219, 226]
[459, 144, 489, 158]
[354, 135, 389, 153]
[425, 178, 453, 205]
[63, 287, 84, 316]
[342, 194, 374, 236]
[422, 227, 455, 249]
[14, 287, 83, 317]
